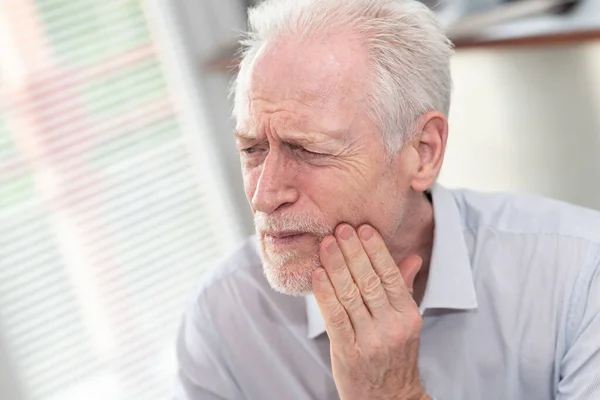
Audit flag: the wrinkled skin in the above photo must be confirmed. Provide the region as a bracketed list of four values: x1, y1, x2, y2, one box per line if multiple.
[236, 31, 447, 400]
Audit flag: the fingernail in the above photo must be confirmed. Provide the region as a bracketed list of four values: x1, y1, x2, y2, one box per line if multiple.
[339, 225, 353, 241]
[326, 238, 338, 254]
[358, 225, 373, 241]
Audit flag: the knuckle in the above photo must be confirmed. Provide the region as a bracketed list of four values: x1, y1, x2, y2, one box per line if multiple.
[380, 268, 402, 286]
[359, 273, 382, 296]
[396, 310, 423, 335]
[407, 311, 423, 331]
[337, 291, 354, 306]
[330, 307, 348, 328]
[389, 326, 409, 343]
[385, 313, 423, 343]
[346, 298, 364, 312]
[338, 286, 361, 308]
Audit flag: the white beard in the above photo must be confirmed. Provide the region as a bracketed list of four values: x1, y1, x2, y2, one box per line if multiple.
[259, 239, 320, 296]
[254, 212, 331, 296]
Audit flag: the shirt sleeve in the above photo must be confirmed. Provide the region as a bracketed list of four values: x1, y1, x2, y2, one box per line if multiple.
[557, 259, 600, 399]
[173, 291, 241, 400]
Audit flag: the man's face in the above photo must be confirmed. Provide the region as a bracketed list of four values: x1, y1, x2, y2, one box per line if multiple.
[236, 34, 413, 296]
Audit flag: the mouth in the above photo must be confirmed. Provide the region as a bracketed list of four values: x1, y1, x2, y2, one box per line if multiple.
[263, 231, 311, 246]
[265, 230, 305, 238]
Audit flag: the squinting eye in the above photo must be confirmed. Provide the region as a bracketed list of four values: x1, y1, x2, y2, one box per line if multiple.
[241, 145, 266, 155]
[303, 149, 326, 157]
[288, 143, 326, 158]
[242, 146, 258, 154]
[296, 147, 326, 158]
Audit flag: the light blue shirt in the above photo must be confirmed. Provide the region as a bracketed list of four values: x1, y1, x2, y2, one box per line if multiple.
[175, 184, 600, 400]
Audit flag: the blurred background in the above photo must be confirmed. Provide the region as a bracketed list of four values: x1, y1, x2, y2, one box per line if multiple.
[0, 0, 599, 399]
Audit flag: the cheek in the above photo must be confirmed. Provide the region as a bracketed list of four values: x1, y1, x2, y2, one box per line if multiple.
[316, 167, 380, 204]
[242, 168, 259, 203]
[300, 166, 402, 230]
[295, 168, 367, 219]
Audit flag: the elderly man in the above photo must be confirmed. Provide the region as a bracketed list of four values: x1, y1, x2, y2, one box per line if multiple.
[175, 0, 600, 399]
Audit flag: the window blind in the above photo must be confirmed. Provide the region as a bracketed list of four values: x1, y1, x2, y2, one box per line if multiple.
[0, 1, 243, 399]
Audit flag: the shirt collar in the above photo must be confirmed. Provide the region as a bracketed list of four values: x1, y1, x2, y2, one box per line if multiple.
[305, 183, 478, 339]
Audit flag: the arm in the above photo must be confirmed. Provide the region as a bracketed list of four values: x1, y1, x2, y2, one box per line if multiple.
[557, 261, 600, 399]
[173, 292, 241, 400]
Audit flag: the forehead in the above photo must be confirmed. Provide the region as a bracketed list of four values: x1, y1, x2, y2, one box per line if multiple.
[244, 32, 370, 131]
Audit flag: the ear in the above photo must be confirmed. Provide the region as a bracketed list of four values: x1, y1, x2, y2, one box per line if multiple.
[409, 111, 448, 192]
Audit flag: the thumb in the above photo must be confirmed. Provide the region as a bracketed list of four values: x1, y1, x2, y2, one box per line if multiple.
[397, 255, 423, 294]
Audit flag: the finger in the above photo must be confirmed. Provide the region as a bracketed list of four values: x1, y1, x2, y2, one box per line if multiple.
[357, 224, 419, 311]
[320, 235, 372, 329]
[335, 224, 390, 318]
[397, 255, 423, 295]
[312, 267, 356, 344]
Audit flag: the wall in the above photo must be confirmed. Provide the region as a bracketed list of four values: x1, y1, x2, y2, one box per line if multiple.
[171, 0, 255, 234]
[440, 40, 600, 210]
[0, 317, 25, 400]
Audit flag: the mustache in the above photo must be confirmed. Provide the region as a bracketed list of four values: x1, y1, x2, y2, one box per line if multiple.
[254, 212, 332, 237]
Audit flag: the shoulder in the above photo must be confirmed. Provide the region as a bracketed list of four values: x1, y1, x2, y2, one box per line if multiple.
[186, 235, 298, 331]
[450, 188, 600, 245]
[189, 235, 268, 309]
[196, 235, 263, 290]
[183, 235, 305, 346]
[175, 237, 267, 398]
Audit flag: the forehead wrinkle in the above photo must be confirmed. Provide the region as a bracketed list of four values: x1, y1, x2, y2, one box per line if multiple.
[270, 111, 358, 147]
[243, 33, 374, 151]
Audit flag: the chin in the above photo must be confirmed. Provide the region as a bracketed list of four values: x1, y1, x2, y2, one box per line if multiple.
[260, 247, 320, 296]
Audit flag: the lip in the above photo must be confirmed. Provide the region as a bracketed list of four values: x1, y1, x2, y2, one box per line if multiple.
[264, 231, 309, 246]
[264, 231, 305, 238]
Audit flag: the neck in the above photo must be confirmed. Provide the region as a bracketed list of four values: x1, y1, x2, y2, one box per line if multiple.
[386, 190, 434, 306]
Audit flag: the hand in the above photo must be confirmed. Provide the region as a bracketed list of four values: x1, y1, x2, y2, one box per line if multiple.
[312, 224, 429, 400]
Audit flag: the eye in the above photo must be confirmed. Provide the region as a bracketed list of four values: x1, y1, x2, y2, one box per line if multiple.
[288, 143, 326, 158]
[240, 144, 268, 155]
[302, 148, 326, 157]
[241, 146, 258, 154]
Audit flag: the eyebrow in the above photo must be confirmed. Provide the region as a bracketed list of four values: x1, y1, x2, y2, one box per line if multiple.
[234, 130, 321, 147]
[234, 126, 353, 154]
[234, 130, 255, 143]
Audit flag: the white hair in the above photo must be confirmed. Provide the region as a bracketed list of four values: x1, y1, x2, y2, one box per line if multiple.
[231, 0, 454, 152]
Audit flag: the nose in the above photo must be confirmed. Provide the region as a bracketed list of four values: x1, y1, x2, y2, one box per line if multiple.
[251, 151, 299, 214]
